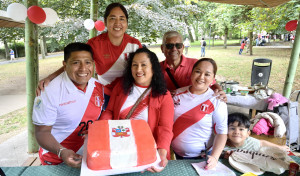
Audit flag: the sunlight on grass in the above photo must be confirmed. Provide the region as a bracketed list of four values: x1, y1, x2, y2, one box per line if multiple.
[0, 107, 26, 135]
[0, 56, 63, 86]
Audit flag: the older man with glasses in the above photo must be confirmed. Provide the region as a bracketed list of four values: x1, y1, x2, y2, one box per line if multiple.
[160, 31, 226, 101]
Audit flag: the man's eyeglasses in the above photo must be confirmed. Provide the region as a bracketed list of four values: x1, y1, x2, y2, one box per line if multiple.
[165, 43, 183, 49]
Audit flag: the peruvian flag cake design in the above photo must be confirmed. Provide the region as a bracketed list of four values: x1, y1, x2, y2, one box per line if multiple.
[87, 120, 157, 170]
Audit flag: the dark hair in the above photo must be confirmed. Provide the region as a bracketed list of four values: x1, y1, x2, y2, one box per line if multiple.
[122, 47, 167, 97]
[192, 58, 217, 76]
[228, 112, 251, 129]
[202, 38, 204, 40]
[104, 3, 128, 24]
[64, 42, 93, 62]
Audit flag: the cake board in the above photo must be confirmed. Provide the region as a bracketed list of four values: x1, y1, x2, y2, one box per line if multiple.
[228, 156, 265, 175]
[80, 136, 162, 176]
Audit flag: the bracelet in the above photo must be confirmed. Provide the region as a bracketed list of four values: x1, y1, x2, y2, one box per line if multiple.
[57, 147, 67, 158]
[211, 155, 218, 161]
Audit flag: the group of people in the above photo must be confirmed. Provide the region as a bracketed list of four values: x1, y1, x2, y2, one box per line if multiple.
[32, 2, 289, 173]
[183, 37, 206, 57]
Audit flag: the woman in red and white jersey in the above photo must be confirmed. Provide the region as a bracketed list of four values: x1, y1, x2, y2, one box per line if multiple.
[100, 47, 174, 173]
[36, 3, 142, 109]
[171, 58, 228, 170]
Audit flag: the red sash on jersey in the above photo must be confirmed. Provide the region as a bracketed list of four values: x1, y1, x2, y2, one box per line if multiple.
[173, 100, 214, 140]
[119, 95, 150, 119]
[40, 82, 104, 165]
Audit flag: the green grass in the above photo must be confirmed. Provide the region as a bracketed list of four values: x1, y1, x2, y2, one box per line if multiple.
[0, 55, 63, 85]
[190, 39, 240, 46]
[0, 107, 26, 135]
[150, 39, 241, 47]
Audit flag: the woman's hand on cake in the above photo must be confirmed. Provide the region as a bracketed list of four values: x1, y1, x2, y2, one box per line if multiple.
[61, 149, 82, 168]
[146, 149, 168, 173]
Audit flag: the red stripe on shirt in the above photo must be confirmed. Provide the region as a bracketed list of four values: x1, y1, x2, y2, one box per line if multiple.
[119, 95, 150, 119]
[39, 82, 104, 165]
[173, 100, 214, 140]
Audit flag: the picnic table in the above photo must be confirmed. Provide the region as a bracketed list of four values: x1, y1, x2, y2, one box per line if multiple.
[2, 156, 300, 176]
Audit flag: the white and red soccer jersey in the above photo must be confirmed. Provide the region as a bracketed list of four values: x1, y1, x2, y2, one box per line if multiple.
[119, 84, 151, 121]
[32, 72, 104, 165]
[171, 86, 228, 157]
[87, 33, 142, 95]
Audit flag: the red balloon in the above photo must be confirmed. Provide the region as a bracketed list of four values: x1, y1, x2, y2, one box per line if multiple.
[95, 20, 105, 31]
[285, 20, 298, 31]
[27, 6, 46, 24]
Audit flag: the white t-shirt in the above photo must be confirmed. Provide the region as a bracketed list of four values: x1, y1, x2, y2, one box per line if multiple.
[172, 86, 228, 157]
[120, 84, 150, 122]
[200, 40, 206, 47]
[32, 72, 104, 154]
[224, 136, 260, 152]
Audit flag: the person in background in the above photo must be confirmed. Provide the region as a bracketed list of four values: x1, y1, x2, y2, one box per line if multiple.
[160, 31, 226, 102]
[224, 112, 290, 153]
[172, 58, 228, 170]
[32, 43, 104, 167]
[10, 49, 15, 62]
[239, 41, 246, 55]
[200, 38, 206, 57]
[100, 47, 174, 173]
[183, 38, 191, 55]
[255, 37, 259, 46]
[36, 3, 142, 110]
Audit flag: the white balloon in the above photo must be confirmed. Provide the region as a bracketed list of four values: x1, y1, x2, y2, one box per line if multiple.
[7, 3, 27, 21]
[84, 19, 95, 30]
[43, 8, 58, 25]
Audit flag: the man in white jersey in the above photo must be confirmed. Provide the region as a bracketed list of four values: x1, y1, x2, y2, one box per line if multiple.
[32, 43, 104, 167]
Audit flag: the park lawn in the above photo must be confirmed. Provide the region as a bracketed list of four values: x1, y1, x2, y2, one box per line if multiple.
[190, 39, 240, 46]
[0, 46, 299, 138]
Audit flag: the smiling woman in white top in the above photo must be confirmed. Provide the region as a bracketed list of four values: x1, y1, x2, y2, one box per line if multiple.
[172, 58, 228, 170]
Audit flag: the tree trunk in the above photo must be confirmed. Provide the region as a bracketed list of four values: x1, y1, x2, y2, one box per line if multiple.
[40, 37, 45, 59]
[4, 40, 9, 60]
[229, 31, 232, 40]
[250, 31, 253, 55]
[184, 18, 194, 42]
[195, 20, 199, 41]
[13, 40, 18, 58]
[224, 26, 228, 49]
[43, 35, 48, 56]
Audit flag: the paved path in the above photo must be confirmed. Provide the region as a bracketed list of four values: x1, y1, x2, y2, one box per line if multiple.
[0, 94, 26, 116]
[0, 130, 38, 167]
[0, 52, 63, 116]
[0, 52, 63, 65]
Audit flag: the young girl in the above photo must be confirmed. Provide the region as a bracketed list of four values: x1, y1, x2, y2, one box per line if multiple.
[239, 41, 246, 55]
